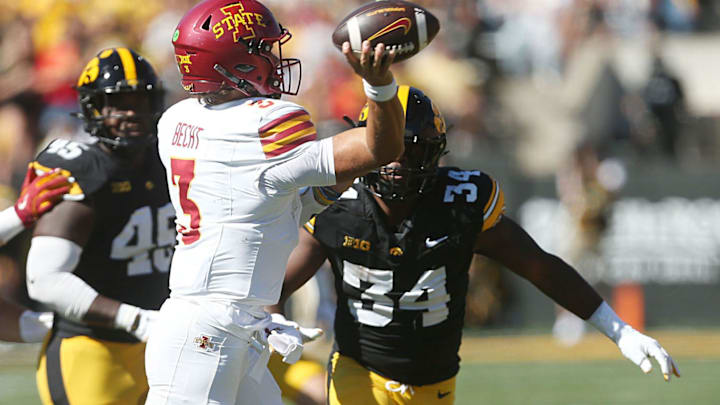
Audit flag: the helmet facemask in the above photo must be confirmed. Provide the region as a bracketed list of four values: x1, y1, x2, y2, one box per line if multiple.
[365, 127, 447, 201]
[358, 86, 448, 201]
[210, 28, 301, 99]
[78, 89, 164, 152]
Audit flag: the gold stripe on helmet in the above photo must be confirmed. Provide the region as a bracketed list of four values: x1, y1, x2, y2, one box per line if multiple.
[116, 48, 138, 86]
[358, 85, 410, 122]
[397, 85, 410, 118]
[99, 49, 114, 58]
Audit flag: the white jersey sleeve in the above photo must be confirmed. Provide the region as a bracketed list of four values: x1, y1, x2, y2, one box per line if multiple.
[256, 103, 335, 193]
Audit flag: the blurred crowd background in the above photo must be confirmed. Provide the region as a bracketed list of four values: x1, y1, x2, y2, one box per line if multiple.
[1, 0, 719, 339]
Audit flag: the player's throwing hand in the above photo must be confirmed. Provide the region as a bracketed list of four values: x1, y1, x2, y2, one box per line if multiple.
[342, 40, 396, 86]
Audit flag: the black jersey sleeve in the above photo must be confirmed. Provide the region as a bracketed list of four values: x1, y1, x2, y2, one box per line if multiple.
[301, 209, 344, 249]
[32, 139, 113, 200]
[436, 168, 505, 233]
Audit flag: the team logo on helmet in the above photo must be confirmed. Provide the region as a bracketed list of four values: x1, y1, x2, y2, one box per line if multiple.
[77, 57, 100, 87]
[367, 18, 412, 42]
[176, 54, 193, 73]
[212, 1, 268, 42]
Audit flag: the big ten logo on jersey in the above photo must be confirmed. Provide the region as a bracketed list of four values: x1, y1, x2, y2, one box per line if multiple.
[343, 235, 371, 252]
[46, 139, 89, 160]
[111, 203, 175, 276]
[172, 122, 202, 150]
[213, 2, 267, 42]
[443, 170, 481, 203]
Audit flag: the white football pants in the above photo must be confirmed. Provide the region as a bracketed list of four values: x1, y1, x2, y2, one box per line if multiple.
[144, 298, 282, 405]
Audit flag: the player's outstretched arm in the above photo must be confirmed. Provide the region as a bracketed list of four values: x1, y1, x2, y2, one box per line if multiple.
[330, 40, 404, 189]
[0, 166, 71, 246]
[26, 200, 157, 342]
[474, 216, 680, 381]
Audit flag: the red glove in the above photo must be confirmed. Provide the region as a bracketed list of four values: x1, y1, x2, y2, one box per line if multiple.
[14, 166, 72, 227]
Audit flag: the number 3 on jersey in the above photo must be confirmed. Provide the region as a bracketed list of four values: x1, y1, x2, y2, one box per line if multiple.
[170, 158, 201, 244]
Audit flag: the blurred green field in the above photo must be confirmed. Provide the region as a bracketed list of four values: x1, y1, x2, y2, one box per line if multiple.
[2, 329, 718, 405]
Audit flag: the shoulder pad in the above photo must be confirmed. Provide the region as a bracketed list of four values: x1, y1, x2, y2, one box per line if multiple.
[33, 139, 114, 199]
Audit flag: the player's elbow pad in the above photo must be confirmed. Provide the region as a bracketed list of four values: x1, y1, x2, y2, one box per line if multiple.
[26, 236, 98, 321]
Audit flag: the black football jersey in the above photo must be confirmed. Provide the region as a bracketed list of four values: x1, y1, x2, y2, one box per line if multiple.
[305, 167, 505, 385]
[33, 139, 172, 342]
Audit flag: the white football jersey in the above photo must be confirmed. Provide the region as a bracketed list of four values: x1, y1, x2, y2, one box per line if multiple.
[157, 97, 335, 305]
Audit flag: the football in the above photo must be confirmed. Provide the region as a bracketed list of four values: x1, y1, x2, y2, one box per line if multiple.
[331, 0, 440, 63]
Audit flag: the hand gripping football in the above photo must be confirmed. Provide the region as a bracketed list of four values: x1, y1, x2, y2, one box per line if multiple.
[332, 0, 440, 63]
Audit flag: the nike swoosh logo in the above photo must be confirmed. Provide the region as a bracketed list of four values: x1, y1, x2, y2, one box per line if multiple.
[367, 18, 412, 42]
[17, 194, 29, 210]
[438, 391, 451, 399]
[425, 236, 448, 248]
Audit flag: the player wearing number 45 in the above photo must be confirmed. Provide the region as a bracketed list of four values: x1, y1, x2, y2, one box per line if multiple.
[272, 86, 681, 405]
[25, 47, 171, 404]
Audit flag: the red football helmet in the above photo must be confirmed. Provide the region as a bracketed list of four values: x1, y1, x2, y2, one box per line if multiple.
[172, 0, 301, 98]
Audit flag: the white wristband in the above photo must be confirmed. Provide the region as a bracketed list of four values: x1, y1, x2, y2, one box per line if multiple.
[0, 206, 25, 246]
[587, 301, 628, 343]
[362, 78, 398, 102]
[114, 303, 141, 333]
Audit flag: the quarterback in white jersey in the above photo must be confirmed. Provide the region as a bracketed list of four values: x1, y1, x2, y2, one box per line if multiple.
[144, 0, 405, 404]
[158, 98, 335, 305]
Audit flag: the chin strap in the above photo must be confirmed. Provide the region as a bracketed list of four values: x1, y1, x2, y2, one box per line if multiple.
[342, 116, 357, 128]
[213, 64, 263, 98]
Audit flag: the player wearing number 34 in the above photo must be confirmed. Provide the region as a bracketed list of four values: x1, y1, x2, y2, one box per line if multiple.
[272, 86, 681, 405]
[25, 47, 170, 405]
